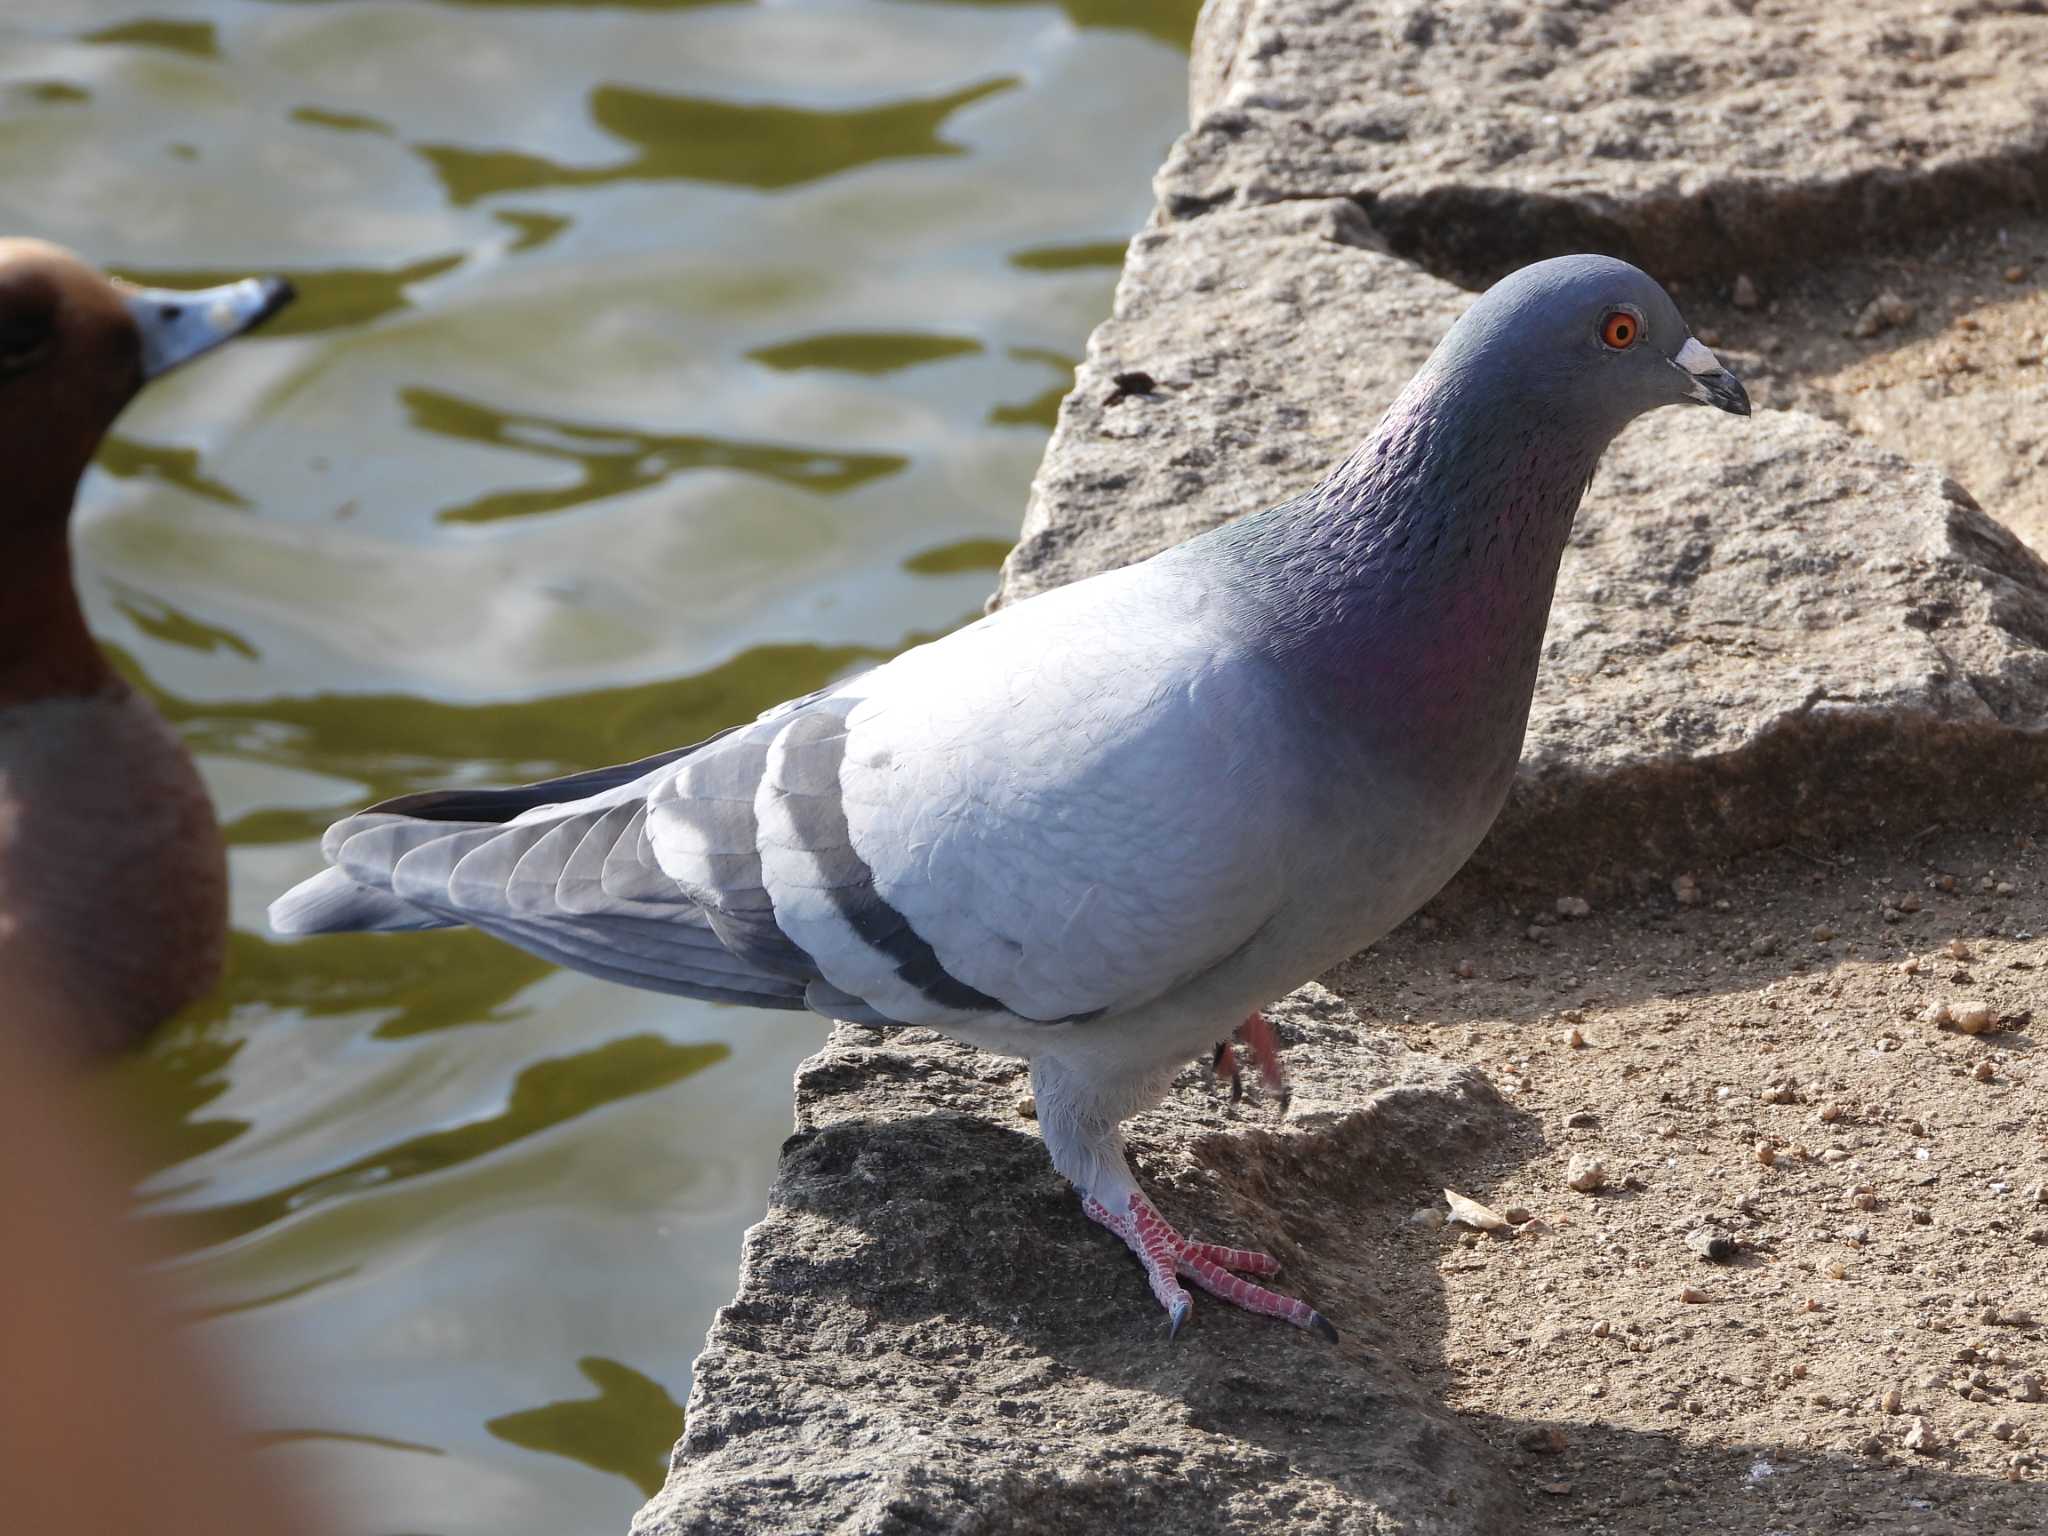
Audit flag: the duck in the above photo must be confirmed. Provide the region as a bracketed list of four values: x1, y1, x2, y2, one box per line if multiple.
[0, 238, 291, 1062]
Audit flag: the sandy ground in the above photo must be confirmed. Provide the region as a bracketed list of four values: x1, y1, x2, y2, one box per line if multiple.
[1302, 816, 2047, 1533]
[1684, 211, 2048, 556]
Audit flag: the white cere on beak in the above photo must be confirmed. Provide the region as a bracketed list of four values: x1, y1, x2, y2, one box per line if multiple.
[1675, 336, 1723, 377]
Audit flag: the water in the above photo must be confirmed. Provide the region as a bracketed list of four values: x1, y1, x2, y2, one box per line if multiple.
[0, 3, 1194, 1531]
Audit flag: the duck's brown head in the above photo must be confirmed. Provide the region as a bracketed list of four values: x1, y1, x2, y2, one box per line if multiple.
[0, 239, 291, 700]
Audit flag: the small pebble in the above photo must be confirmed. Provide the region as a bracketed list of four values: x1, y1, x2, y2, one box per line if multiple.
[1564, 1025, 1586, 1049]
[1685, 1226, 1737, 1262]
[1811, 924, 1835, 943]
[1016, 1096, 1037, 1120]
[1754, 1142, 1777, 1167]
[1948, 938, 1973, 961]
[1900, 956, 1922, 975]
[1883, 1386, 1903, 1415]
[1751, 933, 1780, 957]
[2006, 263, 2028, 283]
[1673, 873, 1701, 905]
[1408, 1206, 1446, 1230]
[1974, 1059, 1996, 1082]
[1899, 893, 1923, 913]
[1852, 290, 1916, 338]
[1819, 1103, 1843, 1123]
[2015, 1375, 2043, 1403]
[1954, 1004, 1997, 1034]
[1732, 274, 1761, 309]
[1556, 895, 1592, 919]
[1456, 958, 1477, 979]
[1566, 1154, 1608, 1193]
[1592, 1319, 1611, 1339]
[1504, 1206, 1535, 1225]
[1904, 1418, 1938, 1455]
[1924, 1000, 1955, 1027]
[1680, 1286, 1709, 1304]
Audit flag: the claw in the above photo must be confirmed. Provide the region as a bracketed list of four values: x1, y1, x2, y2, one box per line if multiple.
[1167, 1294, 1192, 1340]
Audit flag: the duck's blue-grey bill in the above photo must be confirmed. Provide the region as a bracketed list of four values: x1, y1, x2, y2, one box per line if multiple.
[123, 275, 295, 381]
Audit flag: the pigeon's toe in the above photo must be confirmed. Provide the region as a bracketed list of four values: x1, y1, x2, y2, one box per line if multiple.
[1084, 1189, 1331, 1341]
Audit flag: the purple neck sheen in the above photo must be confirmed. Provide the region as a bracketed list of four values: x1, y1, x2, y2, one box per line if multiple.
[1210, 369, 1611, 764]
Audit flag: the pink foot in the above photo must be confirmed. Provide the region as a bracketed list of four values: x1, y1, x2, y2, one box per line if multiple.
[1082, 1189, 1337, 1342]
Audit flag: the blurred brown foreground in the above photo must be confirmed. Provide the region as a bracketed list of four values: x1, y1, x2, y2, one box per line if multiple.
[0, 974, 329, 1536]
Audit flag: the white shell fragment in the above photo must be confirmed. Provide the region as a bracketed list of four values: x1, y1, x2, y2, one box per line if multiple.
[1443, 1187, 1511, 1232]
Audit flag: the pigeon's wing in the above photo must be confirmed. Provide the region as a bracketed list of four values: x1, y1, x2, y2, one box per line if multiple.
[650, 566, 1301, 1029]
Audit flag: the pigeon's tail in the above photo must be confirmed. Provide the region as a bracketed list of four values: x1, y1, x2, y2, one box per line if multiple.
[269, 864, 455, 935]
[267, 769, 814, 1010]
[269, 805, 502, 935]
[268, 749, 696, 940]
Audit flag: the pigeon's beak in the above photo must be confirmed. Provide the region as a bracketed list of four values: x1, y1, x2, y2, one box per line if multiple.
[1672, 336, 1749, 416]
[119, 275, 296, 382]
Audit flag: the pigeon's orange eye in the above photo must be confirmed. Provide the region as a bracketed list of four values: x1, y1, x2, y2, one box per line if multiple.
[1600, 310, 1639, 350]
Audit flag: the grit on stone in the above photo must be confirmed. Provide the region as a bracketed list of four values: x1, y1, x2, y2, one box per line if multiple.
[1681, 213, 2048, 555]
[1337, 820, 2048, 1532]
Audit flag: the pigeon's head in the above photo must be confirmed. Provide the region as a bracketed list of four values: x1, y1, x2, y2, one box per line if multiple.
[1429, 254, 1748, 434]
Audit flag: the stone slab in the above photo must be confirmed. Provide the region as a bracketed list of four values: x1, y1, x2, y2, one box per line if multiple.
[632, 986, 1523, 1536]
[1173, 0, 2048, 283]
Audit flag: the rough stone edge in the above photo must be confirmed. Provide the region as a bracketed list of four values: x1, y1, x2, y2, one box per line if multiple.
[1177, 0, 2048, 287]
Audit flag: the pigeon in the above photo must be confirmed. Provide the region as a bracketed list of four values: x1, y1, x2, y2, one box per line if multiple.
[272, 254, 1746, 1336]
[0, 239, 292, 1061]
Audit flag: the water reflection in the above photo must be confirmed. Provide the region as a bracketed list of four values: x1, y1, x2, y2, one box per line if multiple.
[98, 435, 248, 507]
[147, 639, 895, 822]
[902, 537, 1012, 575]
[82, 18, 220, 57]
[210, 929, 553, 1043]
[402, 388, 907, 524]
[148, 1034, 728, 1250]
[1010, 239, 1129, 271]
[921, 0, 1204, 48]
[747, 330, 983, 376]
[486, 1357, 685, 1497]
[422, 77, 1015, 203]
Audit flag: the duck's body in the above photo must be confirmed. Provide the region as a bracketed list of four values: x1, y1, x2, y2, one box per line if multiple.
[0, 684, 226, 1054]
[0, 238, 289, 1059]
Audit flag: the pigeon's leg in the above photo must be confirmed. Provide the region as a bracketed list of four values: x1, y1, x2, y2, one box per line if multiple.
[1031, 1054, 1334, 1341]
[1080, 1191, 1337, 1340]
[1220, 1011, 1288, 1113]
[1211, 1039, 1244, 1102]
